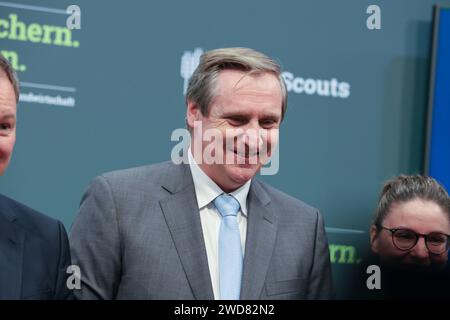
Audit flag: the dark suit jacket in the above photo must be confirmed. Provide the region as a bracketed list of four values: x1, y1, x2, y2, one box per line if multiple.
[0, 193, 72, 299]
[70, 161, 334, 299]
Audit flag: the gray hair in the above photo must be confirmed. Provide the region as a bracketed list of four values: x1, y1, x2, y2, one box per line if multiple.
[373, 175, 450, 227]
[0, 53, 19, 102]
[185, 47, 287, 123]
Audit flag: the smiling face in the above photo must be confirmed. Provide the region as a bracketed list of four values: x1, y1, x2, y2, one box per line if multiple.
[0, 69, 17, 175]
[187, 69, 283, 192]
[370, 198, 450, 268]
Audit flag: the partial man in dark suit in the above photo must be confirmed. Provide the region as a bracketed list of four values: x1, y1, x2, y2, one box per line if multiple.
[70, 47, 334, 300]
[0, 54, 72, 299]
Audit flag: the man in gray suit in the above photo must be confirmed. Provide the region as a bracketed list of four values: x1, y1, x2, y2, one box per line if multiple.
[70, 47, 334, 300]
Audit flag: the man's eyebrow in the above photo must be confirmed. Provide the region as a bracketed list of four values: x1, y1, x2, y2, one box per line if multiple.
[0, 114, 16, 121]
[222, 112, 251, 118]
[258, 113, 282, 122]
[260, 114, 281, 120]
[222, 110, 281, 117]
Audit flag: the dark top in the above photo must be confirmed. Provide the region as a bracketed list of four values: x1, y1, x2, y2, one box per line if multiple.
[0, 193, 73, 299]
[349, 252, 450, 299]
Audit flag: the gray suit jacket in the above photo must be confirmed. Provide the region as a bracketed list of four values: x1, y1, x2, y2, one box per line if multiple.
[69, 161, 334, 299]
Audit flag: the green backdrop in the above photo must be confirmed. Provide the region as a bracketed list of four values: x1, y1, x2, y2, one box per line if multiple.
[1, 0, 448, 298]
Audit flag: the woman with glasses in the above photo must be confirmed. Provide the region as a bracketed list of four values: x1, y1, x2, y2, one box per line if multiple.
[370, 175, 450, 268]
[367, 174, 450, 299]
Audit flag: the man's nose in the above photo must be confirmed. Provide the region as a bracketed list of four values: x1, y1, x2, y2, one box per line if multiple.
[241, 123, 262, 148]
[245, 118, 265, 131]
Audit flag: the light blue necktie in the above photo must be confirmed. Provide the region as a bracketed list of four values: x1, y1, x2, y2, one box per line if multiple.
[213, 194, 243, 300]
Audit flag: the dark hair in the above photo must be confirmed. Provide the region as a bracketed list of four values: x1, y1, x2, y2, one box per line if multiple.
[373, 175, 450, 227]
[0, 53, 20, 102]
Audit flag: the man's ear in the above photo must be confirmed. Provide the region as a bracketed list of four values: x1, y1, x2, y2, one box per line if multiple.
[370, 224, 380, 254]
[186, 100, 202, 130]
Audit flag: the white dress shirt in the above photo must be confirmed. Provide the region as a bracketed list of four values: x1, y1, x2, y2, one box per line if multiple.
[187, 147, 251, 300]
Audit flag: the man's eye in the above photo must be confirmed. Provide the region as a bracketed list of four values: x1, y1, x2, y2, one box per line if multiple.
[260, 120, 276, 128]
[227, 117, 245, 126]
[0, 123, 12, 131]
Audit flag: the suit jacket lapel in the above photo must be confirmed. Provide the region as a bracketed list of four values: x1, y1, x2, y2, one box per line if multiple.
[240, 180, 278, 300]
[158, 163, 214, 300]
[0, 204, 25, 299]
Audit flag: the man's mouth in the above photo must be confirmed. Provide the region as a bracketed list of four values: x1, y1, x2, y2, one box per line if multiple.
[225, 148, 261, 166]
[232, 149, 259, 158]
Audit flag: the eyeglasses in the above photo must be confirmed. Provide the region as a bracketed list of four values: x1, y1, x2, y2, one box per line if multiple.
[377, 225, 450, 255]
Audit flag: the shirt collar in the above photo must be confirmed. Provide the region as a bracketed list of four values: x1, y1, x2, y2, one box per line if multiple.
[188, 146, 251, 216]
